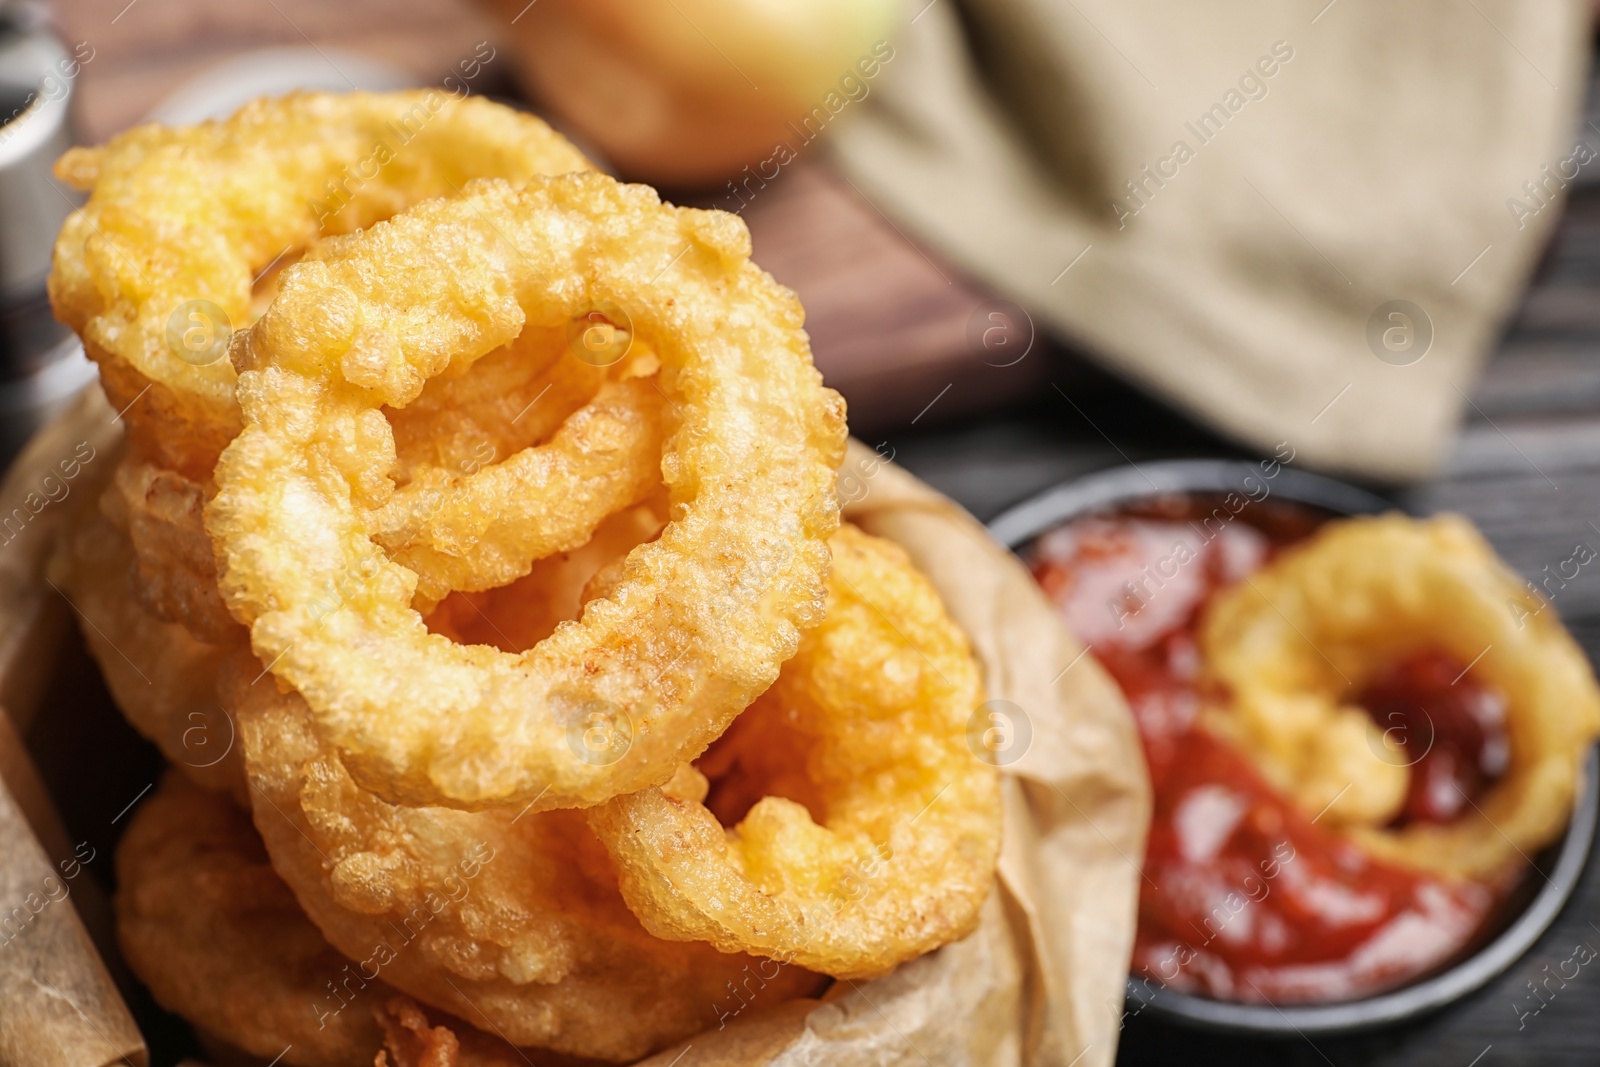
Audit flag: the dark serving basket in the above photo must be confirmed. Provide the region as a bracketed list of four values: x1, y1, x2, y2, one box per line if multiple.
[987, 458, 1600, 1036]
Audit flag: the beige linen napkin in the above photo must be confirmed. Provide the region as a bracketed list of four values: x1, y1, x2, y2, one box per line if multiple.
[831, 0, 1591, 480]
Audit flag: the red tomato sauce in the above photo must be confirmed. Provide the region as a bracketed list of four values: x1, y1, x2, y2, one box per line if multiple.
[1028, 500, 1510, 1003]
[1359, 652, 1510, 826]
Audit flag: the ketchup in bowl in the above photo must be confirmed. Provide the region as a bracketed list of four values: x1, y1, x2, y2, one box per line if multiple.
[1028, 499, 1512, 1004]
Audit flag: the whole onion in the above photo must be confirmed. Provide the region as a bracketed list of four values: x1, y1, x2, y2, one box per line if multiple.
[480, 0, 899, 186]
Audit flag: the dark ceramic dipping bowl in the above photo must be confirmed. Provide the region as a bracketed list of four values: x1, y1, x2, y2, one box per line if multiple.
[987, 458, 1600, 1036]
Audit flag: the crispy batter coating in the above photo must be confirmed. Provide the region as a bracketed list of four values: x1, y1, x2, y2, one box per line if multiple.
[425, 497, 668, 653]
[588, 526, 1001, 978]
[373, 377, 665, 609]
[101, 328, 650, 639]
[386, 325, 592, 487]
[116, 773, 389, 1067]
[208, 173, 847, 810]
[49, 91, 592, 479]
[118, 775, 557, 1067]
[48, 507, 246, 800]
[232, 659, 821, 1062]
[1202, 513, 1600, 879]
[102, 456, 238, 642]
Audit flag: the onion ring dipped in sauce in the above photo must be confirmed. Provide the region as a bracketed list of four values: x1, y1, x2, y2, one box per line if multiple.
[1027, 497, 1600, 1004]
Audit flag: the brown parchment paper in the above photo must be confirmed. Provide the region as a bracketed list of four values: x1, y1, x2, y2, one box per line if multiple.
[0, 386, 122, 736]
[0, 388, 126, 952]
[638, 440, 1152, 1066]
[0, 388, 144, 1067]
[0, 769, 146, 1067]
[7, 394, 1149, 1067]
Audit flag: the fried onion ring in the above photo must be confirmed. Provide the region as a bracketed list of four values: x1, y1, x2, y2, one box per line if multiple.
[588, 525, 1001, 978]
[208, 173, 846, 810]
[118, 774, 558, 1067]
[116, 773, 389, 1067]
[50, 92, 605, 641]
[231, 654, 823, 1062]
[49, 91, 592, 479]
[48, 505, 246, 800]
[1201, 513, 1600, 880]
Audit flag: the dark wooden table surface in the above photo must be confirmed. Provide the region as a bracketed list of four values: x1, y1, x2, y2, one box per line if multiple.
[35, 1, 1600, 1064]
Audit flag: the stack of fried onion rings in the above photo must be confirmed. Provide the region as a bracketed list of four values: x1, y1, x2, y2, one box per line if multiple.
[1201, 513, 1600, 880]
[52, 91, 612, 644]
[47, 92, 1000, 1064]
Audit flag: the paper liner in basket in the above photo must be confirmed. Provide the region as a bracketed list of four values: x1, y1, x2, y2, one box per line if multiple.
[0, 387, 145, 1067]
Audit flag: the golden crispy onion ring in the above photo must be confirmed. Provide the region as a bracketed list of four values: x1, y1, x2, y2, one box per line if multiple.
[588, 525, 1001, 978]
[48, 506, 246, 800]
[208, 173, 846, 810]
[52, 92, 607, 636]
[230, 656, 823, 1062]
[49, 91, 592, 479]
[117, 773, 389, 1067]
[1202, 513, 1600, 880]
[118, 775, 550, 1067]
